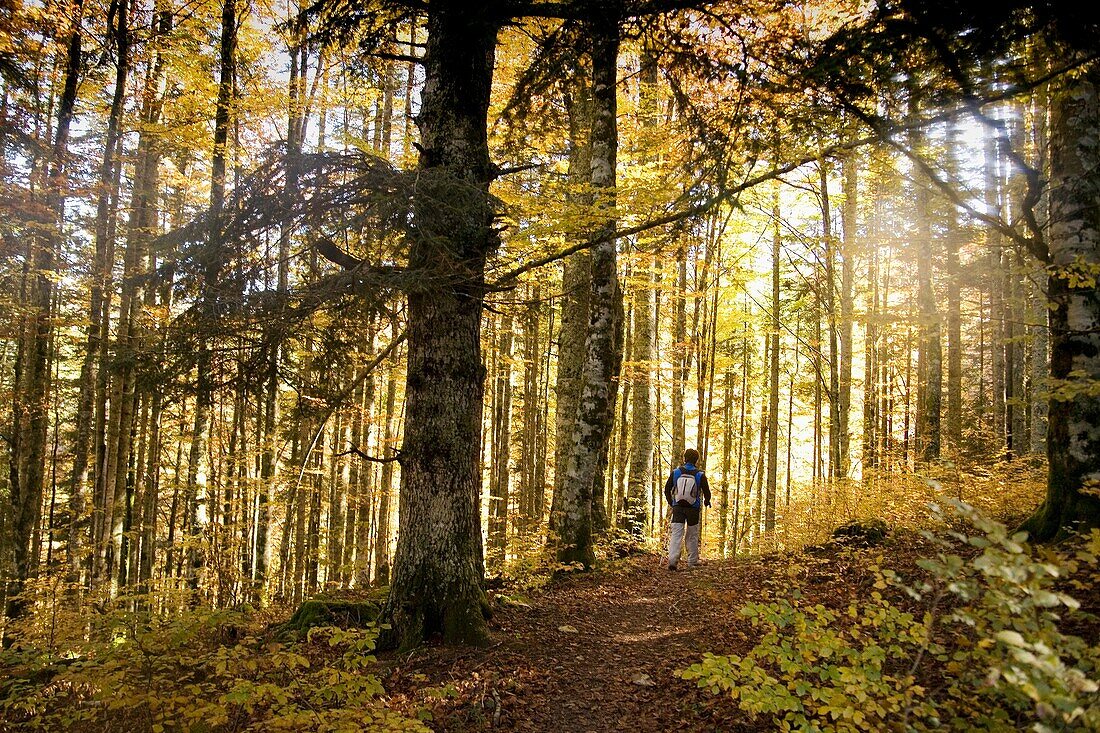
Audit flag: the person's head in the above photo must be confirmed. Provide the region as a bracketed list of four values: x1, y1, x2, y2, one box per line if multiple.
[683, 448, 699, 466]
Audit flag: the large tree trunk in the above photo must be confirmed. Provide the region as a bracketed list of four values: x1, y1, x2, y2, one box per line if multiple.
[1022, 58, 1100, 540]
[381, 7, 498, 650]
[555, 17, 621, 569]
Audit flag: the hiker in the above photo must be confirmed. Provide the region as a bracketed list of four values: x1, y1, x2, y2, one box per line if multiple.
[665, 448, 711, 570]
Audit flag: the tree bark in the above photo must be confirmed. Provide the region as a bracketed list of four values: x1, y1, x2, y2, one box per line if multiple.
[520, 284, 544, 536]
[765, 187, 780, 537]
[6, 0, 83, 628]
[1022, 58, 1100, 540]
[985, 128, 1007, 453]
[556, 17, 621, 569]
[488, 313, 514, 568]
[550, 73, 591, 532]
[184, 0, 236, 597]
[622, 44, 656, 538]
[374, 351, 399, 586]
[623, 259, 654, 537]
[911, 101, 942, 462]
[381, 7, 499, 650]
[821, 160, 841, 479]
[945, 118, 964, 451]
[838, 152, 856, 478]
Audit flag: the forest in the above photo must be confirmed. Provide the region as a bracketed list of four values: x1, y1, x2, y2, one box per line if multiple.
[1, 0, 1099, 730]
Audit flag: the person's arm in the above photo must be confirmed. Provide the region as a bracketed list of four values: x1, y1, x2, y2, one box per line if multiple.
[664, 471, 675, 506]
[700, 472, 711, 507]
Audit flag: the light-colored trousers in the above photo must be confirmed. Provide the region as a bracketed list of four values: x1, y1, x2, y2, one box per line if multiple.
[668, 520, 700, 567]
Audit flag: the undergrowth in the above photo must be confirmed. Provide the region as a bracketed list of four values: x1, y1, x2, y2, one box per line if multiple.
[681, 501, 1100, 732]
[0, 605, 426, 732]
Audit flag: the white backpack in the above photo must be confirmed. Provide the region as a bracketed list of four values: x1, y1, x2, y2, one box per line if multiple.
[672, 468, 700, 506]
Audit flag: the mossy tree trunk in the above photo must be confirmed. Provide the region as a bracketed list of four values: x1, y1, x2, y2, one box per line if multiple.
[1023, 58, 1100, 541]
[381, 6, 499, 650]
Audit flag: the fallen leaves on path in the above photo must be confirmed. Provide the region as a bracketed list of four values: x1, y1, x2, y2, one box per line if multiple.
[379, 538, 943, 732]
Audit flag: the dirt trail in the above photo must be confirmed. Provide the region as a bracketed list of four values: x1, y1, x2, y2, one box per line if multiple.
[383, 554, 777, 732]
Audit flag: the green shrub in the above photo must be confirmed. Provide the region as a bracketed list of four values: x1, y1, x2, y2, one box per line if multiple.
[680, 501, 1100, 732]
[0, 606, 425, 732]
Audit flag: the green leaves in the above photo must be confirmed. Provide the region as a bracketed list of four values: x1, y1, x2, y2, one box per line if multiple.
[682, 504, 1100, 731]
[0, 610, 425, 732]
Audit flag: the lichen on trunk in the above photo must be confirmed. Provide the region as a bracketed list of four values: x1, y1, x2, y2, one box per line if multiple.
[380, 6, 499, 650]
[1023, 57, 1100, 541]
[555, 17, 621, 569]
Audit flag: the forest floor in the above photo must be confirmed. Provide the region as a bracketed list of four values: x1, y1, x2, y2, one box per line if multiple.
[377, 536, 940, 732]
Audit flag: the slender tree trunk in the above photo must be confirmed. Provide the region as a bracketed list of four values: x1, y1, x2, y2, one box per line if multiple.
[910, 100, 942, 462]
[6, 0, 83, 628]
[786, 321, 800, 506]
[821, 161, 841, 479]
[305, 428, 324, 594]
[104, 0, 155, 595]
[328, 413, 348, 587]
[137, 390, 162, 591]
[942, 133, 963, 454]
[985, 128, 1007, 454]
[673, 254, 687, 457]
[1028, 76, 1051, 455]
[488, 314, 514, 567]
[719, 368, 733, 555]
[520, 284, 543, 536]
[863, 199, 880, 477]
[354, 339, 378, 589]
[765, 187, 780, 537]
[374, 350, 399, 586]
[733, 314, 750, 555]
[1029, 268, 1050, 453]
[184, 0, 236, 598]
[838, 152, 856, 477]
[624, 258, 654, 538]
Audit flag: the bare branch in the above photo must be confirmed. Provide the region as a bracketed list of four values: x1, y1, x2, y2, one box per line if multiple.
[339, 444, 402, 463]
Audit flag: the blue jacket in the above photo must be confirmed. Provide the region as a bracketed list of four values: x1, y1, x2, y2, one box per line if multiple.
[664, 463, 711, 509]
